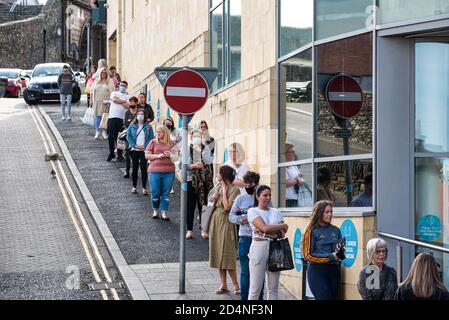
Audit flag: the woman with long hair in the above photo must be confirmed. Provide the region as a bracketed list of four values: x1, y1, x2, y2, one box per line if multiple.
[302, 200, 345, 300]
[91, 67, 114, 139]
[224, 142, 250, 194]
[395, 253, 449, 300]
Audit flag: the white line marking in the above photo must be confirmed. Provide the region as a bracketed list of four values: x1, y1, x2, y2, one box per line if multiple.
[166, 86, 206, 98]
[328, 92, 362, 102]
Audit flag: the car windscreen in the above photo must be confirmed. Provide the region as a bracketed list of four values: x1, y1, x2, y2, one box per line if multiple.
[0, 71, 19, 79]
[32, 66, 63, 77]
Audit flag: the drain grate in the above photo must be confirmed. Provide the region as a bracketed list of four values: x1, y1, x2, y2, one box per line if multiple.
[88, 282, 124, 291]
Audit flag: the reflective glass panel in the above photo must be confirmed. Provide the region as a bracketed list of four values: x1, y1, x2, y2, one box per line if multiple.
[415, 42, 449, 153]
[315, 159, 373, 207]
[280, 49, 313, 162]
[315, 0, 372, 40]
[229, 0, 241, 83]
[379, 0, 449, 24]
[280, 0, 313, 57]
[211, 5, 223, 91]
[316, 33, 373, 157]
[280, 164, 313, 208]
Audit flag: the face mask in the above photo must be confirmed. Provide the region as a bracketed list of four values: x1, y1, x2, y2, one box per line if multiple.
[130, 105, 136, 109]
[137, 115, 145, 122]
[119, 86, 126, 93]
[192, 137, 201, 146]
[245, 186, 256, 195]
[165, 124, 173, 130]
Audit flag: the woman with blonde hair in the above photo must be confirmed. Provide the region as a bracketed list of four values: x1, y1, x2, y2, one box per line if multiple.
[145, 125, 178, 221]
[92, 59, 108, 80]
[357, 238, 397, 300]
[395, 253, 449, 300]
[224, 142, 250, 194]
[91, 67, 114, 139]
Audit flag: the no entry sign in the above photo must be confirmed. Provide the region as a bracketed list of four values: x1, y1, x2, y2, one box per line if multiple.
[163, 69, 209, 115]
[325, 74, 363, 119]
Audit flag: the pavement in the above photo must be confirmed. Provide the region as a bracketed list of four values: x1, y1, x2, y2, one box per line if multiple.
[37, 97, 297, 300]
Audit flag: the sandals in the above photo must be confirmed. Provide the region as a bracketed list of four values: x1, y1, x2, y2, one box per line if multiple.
[201, 231, 209, 239]
[215, 288, 230, 295]
[186, 231, 193, 239]
[234, 288, 241, 295]
[143, 189, 149, 196]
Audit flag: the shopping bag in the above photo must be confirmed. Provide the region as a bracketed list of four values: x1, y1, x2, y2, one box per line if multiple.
[297, 183, 313, 207]
[81, 107, 95, 126]
[268, 238, 295, 272]
[116, 139, 126, 151]
[99, 112, 109, 129]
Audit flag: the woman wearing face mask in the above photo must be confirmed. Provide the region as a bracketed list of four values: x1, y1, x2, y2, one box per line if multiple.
[163, 116, 182, 145]
[127, 110, 154, 195]
[123, 97, 139, 178]
[199, 121, 215, 175]
[303, 200, 345, 300]
[185, 129, 214, 239]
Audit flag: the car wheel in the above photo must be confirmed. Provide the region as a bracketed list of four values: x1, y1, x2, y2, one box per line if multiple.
[23, 90, 39, 105]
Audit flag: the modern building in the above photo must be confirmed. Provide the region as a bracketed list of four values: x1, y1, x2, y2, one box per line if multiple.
[107, 0, 449, 299]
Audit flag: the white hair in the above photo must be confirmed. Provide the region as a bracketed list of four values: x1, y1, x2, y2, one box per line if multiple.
[366, 238, 388, 264]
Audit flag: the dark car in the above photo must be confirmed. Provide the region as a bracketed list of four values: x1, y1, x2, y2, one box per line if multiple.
[23, 63, 81, 105]
[0, 68, 24, 98]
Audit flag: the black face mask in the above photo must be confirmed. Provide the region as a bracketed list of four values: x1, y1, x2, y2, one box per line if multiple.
[245, 186, 256, 195]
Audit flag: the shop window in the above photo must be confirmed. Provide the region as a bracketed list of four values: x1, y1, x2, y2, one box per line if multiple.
[210, 0, 241, 91]
[315, 0, 372, 40]
[280, 49, 313, 162]
[379, 0, 449, 25]
[280, 164, 313, 209]
[280, 0, 313, 57]
[315, 159, 373, 208]
[316, 32, 373, 158]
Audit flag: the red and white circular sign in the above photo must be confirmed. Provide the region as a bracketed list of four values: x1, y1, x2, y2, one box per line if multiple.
[163, 69, 209, 115]
[325, 74, 364, 119]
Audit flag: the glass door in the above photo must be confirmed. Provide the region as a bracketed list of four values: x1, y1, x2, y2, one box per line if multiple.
[414, 40, 449, 287]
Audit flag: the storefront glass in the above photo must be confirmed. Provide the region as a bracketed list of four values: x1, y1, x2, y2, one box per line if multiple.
[211, 4, 223, 91]
[315, 0, 372, 40]
[280, 0, 313, 57]
[316, 32, 373, 158]
[280, 164, 313, 208]
[379, 0, 449, 25]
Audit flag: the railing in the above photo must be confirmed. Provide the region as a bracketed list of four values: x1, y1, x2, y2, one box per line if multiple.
[378, 232, 449, 283]
[9, 0, 22, 13]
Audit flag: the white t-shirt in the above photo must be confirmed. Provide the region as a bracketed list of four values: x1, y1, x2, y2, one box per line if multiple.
[135, 125, 146, 150]
[285, 165, 301, 200]
[109, 91, 129, 119]
[224, 160, 250, 194]
[248, 207, 284, 240]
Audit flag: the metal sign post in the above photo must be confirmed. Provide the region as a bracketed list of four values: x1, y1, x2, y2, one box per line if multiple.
[155, 67, 217, 294]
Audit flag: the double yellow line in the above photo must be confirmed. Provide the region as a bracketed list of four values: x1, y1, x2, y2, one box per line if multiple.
[28, 104, 120, 301]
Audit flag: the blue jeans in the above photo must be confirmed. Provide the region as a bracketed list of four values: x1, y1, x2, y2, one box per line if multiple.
[307, 263, 341, 300]
[149, 172, 175, 211]
[95, 116, 102, 132]
[238, 236, 264, 300]
[60, 94, 72, 117]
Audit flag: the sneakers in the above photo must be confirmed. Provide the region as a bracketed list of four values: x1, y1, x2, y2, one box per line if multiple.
[161, 211, 170, 221]
[152, 210, 160, 219]
[143, 189, 149, 196]
[67, 116, 72, 121]
[95, 132, 101, 140]
[131, 188, 138, 194]
[102, 131, 109, 139]
[123, 172, 130, 178]
[62, 116, 66, 121]
[186, 231, 193, 239]
[170, 188, 175, 194]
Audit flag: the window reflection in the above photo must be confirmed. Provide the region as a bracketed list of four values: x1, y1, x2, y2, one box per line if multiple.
[379, 0, 449, 25]
[316, 33, 373, 158]
[315, 159, 373, 207]
[280, 163, 313, 208]
[229, 0, 241, 83]
[280, 49, 313, 162]
[280, 0, 313, 57]
[211, 5, 223, 91]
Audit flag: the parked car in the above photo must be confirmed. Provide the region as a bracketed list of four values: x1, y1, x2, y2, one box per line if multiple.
[0, 68, 24, 98]
[23, 63, 81, 105]
[20, 69, 33, 88]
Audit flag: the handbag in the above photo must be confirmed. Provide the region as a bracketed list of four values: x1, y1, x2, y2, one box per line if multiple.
[267, 238, 295, 272]
[116, 139, 126, 151]
[81, 107, 95, 126]
[99, 112, 109, 129]
[200, 183, 220, 233]
[297, 183, 313, 207]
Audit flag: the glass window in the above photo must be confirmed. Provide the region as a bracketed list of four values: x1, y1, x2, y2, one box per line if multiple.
[211, 0, 222, 8]
[315, 0, 372, 40]
[316, 159, 373, 208]
[415, 158, 449, 287]
[316, 33, 373, 158]
[211, 4, 224, 91]
[280, 0, 313, 57]
[280, 164, 313, 208]
[415, 42, 449, 153]
[379, 0, 449, 25]
[280, 49, 313, 162]
[210, 0, 241, 91]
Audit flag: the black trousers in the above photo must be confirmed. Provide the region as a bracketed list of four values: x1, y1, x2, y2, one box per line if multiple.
[107, 118, 124, 157]
[125, 146, 131, 174]
[187, 181, 208, 231]
[130, 150, 148, 188]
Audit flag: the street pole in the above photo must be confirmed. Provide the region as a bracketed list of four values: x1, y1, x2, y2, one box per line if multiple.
[87, 23, 91, 72]
[343, 120, 353, 205]
[179, 114, 188, 294]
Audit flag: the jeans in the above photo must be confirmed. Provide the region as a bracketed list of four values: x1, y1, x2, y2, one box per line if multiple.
[107, 118, 124, 157]
[130, 150, 148, 188]
[307, 263, 341, 300]
[238, 236, 264, 301]
[95, 116, 102, 132]
[60, 94, 72, 118]
[149, 172, 175, 211]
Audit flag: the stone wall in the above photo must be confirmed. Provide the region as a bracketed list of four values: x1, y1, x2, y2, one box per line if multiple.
[0, 0, 61, 69]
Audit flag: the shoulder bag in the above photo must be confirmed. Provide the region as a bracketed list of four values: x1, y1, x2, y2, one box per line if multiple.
[200, 183, 220, 233]
[268, 237, 295, 272]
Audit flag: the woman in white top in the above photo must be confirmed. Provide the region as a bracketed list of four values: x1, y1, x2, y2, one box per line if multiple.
[247, 185, 288, 300]
[285, 143, 305, 207]
[224, 143, 250, 194]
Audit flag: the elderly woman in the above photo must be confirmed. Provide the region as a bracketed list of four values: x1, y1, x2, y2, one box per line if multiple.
[357, 238, 398, 300]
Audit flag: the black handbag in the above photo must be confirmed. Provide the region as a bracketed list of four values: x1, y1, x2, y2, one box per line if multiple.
[267, 238, 295, 272]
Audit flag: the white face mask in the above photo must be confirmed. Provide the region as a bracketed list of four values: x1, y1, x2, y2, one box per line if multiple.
[192, 137, 201, 146]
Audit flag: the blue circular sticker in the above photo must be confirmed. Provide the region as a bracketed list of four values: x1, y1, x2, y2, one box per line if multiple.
[293, 228, 303, 272]
[341, 219, 358, 268]
[417, 215, 441, 242]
